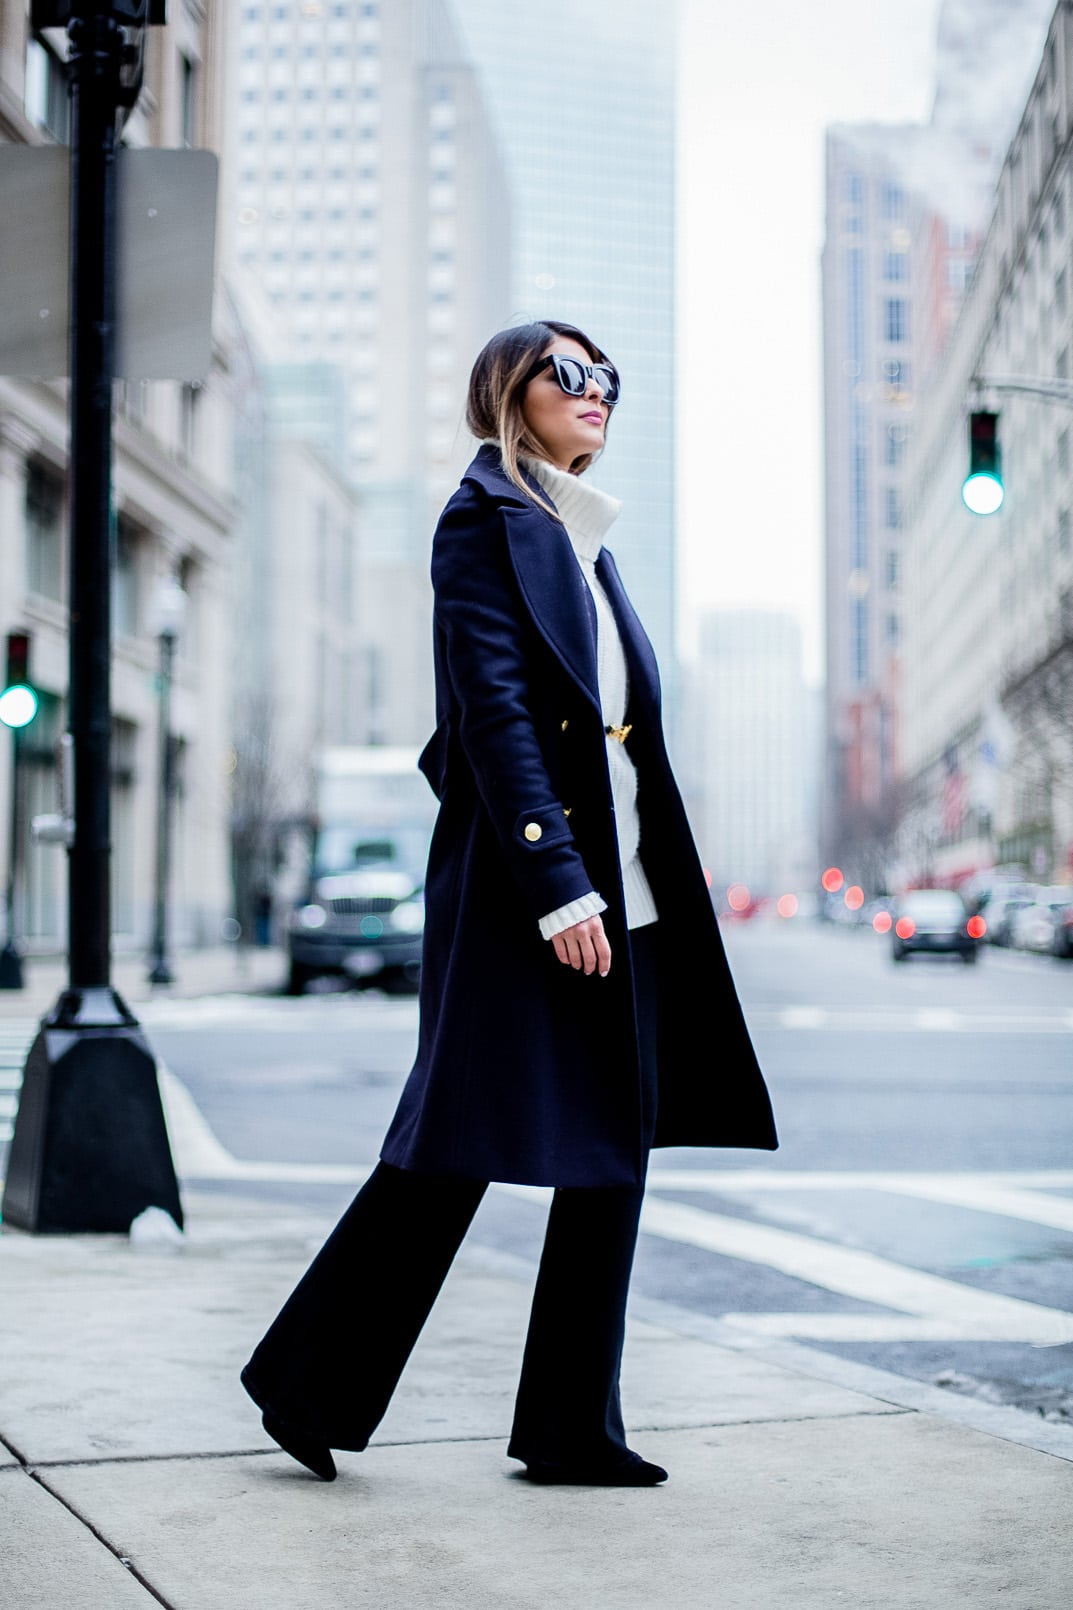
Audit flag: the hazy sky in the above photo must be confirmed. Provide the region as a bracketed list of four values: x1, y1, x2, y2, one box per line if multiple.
[677, 0, 944, 682]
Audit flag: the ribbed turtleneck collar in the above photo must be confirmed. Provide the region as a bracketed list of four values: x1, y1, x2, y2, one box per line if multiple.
[520, 454, 621, 562]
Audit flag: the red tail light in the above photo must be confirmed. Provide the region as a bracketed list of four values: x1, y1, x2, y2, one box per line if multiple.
[966, 915, 986, 939]
[895, 917, 915, 939]
[873, 910, 892, 933]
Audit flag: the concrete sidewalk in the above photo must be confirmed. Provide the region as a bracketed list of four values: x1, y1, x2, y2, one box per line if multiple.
[2, 1181, 1072, 1610]
[0, 944, 288, 1022]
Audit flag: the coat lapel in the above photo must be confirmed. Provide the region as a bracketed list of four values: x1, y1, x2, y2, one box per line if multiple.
[463, 447, 601, 711]
[595, 548, 662, 719]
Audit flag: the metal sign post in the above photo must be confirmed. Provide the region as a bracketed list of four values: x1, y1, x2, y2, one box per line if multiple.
[2, 1, 182, 1233]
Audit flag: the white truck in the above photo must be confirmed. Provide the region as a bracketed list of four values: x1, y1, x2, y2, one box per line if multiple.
[285, 745, 438, 995]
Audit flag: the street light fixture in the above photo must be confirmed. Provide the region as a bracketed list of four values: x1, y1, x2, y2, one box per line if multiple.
[147, 574, 185, 985]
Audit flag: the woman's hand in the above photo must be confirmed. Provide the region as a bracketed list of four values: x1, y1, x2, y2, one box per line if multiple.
[551, 914, 611, 977]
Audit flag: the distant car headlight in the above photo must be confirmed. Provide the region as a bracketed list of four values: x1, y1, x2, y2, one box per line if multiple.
[388, 899, 425, 934]
[297, 903, 328, 930]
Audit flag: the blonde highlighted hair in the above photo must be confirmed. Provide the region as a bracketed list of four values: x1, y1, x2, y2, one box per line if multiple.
[465, 321, 613, 517]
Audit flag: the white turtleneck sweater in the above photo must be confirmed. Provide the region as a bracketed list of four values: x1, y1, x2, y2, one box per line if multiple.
[518, 454, 660, 939]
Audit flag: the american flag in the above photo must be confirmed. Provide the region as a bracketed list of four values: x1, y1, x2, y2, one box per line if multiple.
[942, 747, 965, 835]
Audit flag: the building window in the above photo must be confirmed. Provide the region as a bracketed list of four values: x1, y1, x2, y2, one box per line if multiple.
[884, 424, 907, 466]
[886, 613, 900, 646]
[882, 358, 910, 392]
[180, 383, 201, 459]
[113, 517, 141, 638]
[25, 461, 65, 602]
[1059, 509, 1071, 554]
[884, 298, 908, 343]
[181, 53, 199, 148]
[883, 251, 907, 282]
[24, 37, 69, 142]
[852, 598, 868, 685]
[885, 549, 900, 590]
[844, 172, 863, 206]
[884, 488, 901, 529]
[881, 181, 905, 221]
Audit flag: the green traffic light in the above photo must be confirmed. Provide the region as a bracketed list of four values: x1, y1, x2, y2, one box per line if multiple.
[962, 472, 1004, 515]
[0, 684, 38, 729]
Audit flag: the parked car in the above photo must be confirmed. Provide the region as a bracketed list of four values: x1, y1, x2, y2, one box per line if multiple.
[977, 891, 1035, 946]
[1052, 900, 1073, 959]
[889, 888, 980, 964]
[1008, 888, 1073, 954]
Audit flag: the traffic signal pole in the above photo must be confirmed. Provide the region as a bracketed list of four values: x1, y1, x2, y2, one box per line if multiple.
[2, 2, 181, 1233]
[0, 725, 24, 990]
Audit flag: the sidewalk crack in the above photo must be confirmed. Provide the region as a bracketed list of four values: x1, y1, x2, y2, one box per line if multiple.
[27, 1468, 177, 1610]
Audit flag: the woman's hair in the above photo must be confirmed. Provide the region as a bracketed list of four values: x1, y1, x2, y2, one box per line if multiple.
[465, 320, 612, 514]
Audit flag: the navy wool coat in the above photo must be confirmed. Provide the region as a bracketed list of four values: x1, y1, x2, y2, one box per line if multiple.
[380, 446, 777, 1187]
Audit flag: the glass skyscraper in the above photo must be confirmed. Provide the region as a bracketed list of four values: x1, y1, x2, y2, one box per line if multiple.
[448, 0, 679, 713]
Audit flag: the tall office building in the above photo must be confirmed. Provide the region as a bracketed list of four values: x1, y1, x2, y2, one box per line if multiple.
[448, 0, 679, 723]
[685, 610, 813, 896]
[820, 0, 1054, 885]
[899, 1, 1073, 888]
[231, 0, 511, 743]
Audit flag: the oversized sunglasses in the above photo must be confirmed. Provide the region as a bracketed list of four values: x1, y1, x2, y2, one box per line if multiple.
[524, 353, 620, 406]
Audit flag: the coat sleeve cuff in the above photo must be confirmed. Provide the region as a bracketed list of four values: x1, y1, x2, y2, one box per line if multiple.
[538, 891, 607, 942]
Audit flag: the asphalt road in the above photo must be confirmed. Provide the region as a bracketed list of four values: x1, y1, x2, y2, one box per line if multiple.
[3, 918, 1071, 1426]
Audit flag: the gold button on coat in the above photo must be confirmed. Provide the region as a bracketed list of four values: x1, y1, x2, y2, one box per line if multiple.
[524, 822, 542, 842]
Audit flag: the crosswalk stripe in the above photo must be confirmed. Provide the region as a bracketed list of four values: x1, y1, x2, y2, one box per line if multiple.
[635, 1195, 1073, 1346]
[750, 1007, 1073, 1034]
[645, 1169, 1073, 1235]
[12, 1062, 1073, 1353]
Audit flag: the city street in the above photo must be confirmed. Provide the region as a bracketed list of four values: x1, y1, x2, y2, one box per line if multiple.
[4, 918, 1069, 1429]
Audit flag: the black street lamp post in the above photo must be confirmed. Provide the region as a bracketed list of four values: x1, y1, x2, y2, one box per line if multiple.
[1, 1, 182, 1233]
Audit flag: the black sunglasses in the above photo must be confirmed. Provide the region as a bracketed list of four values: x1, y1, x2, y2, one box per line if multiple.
[524, 353, 620, 406]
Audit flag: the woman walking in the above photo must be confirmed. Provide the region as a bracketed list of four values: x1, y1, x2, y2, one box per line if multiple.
[241, 320, 777, 1486]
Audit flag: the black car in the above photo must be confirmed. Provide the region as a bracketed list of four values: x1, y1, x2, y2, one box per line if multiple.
[286, 822, 430, 995]
[890, 888, 981, 964]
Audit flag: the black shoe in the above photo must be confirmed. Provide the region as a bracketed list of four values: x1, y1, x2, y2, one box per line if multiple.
[521, 1450, 668, 1487]
[261, 1408, 337, 1482]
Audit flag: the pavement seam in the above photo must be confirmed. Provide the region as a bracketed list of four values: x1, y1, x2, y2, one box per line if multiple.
[0, 1429, 30, 1465]
[25, 1466, 177, 1609]
[3, 1410, 917, 1477]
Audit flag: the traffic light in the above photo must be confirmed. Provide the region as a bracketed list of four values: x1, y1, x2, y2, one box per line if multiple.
[962, 410, 1004, 515]
[0, 631, 39, 730]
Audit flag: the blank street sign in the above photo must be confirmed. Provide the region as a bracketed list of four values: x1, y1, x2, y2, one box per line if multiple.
[0, 144, 217, 381]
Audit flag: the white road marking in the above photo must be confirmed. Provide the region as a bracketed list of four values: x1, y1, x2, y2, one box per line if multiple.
[636, 1195, 1073, 1345]
[779, 1006, 828, 1029]
[11, 1060, 1071, 1352]
[646, 1169, 1073, 1235]
[913, 1008, 963, 1031]
[752, 1007, 1073, 1034]
[0, 1096, 17, 1120]
[158, 1066, 371, 1185]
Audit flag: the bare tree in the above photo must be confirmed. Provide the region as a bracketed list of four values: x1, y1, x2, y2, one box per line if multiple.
[230, 690, 307, 950]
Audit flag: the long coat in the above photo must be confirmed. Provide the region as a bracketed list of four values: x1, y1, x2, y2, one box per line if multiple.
[380, 445, 777, 1187]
